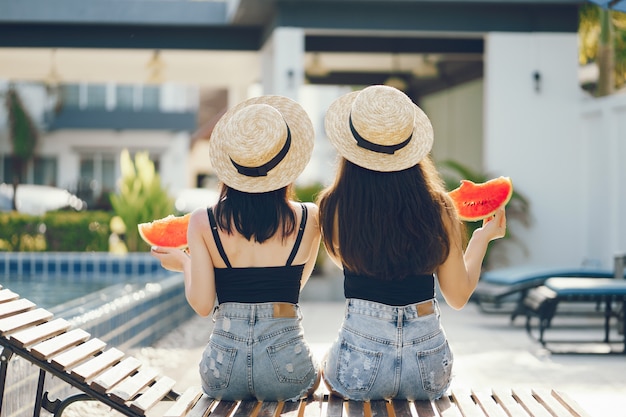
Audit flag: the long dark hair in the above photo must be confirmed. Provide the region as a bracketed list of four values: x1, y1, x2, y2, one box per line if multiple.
[318, 157, 455, 279]
[214, 184, 297, 243]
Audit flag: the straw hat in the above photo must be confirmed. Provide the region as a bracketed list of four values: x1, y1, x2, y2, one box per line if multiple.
[325, 85, 433, 172]
[209, 95, 314, 193]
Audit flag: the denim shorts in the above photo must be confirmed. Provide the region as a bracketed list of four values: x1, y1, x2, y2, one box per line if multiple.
[322, 298, 453, 401]
[199, 302, 319, 401]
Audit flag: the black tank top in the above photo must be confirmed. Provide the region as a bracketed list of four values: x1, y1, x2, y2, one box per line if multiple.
[207, 204, 308, 304]
[344, 269, 435, 306]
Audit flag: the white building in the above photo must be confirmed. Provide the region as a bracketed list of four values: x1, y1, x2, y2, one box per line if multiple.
[1, 0, 625, 270]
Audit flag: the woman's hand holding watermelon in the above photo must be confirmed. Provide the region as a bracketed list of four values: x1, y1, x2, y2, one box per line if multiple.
[477, 207, 507, 242]
[150, 245, 190, 273]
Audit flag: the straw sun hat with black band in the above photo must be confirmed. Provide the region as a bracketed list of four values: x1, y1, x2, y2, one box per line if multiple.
[209, 95, 314, 193]
[325, 85, 434, 172]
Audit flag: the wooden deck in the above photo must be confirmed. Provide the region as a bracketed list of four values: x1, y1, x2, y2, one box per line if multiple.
[0, 285, 594, 417]
[161, 387, 592, 417]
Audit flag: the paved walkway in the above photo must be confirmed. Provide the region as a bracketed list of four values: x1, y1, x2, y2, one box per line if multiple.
[118, 273, 626, 417]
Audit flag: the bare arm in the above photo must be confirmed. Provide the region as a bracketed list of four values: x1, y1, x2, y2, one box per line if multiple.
[151, 208, 216, 317]
[300, 203, 322, 289]
[436, 206, 507, 310]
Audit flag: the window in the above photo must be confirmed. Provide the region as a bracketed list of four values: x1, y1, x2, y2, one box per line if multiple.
[0, 155, 57, 186]
[61, 84, 81, 108]
[79, 153, 117, 205]
[85, 85, 107, 110]
[142, 86, 160, 111]
[116, 85, 136, 111]
[33, 157, 57, 186]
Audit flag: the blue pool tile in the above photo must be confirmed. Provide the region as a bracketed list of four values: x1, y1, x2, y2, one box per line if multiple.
[9, 260, 19, 274]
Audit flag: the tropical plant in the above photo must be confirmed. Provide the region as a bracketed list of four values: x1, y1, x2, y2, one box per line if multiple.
[438, 159, 531, 268]
[5, 85, 39, 210]
[110, 149, 174, 252]
[579, 4, 626, 94]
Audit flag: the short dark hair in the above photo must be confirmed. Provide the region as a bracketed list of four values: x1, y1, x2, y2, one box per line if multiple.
[318, 157, 452, 279]
[214, 184, 297, 243]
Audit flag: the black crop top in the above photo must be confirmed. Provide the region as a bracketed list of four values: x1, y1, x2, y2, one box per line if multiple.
[343, 269, 435, 306]
[207, 204, 308, 304]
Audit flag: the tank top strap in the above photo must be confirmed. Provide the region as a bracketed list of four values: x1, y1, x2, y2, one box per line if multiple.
[207, 207, 232, 268]
[286, 203, 308, 266]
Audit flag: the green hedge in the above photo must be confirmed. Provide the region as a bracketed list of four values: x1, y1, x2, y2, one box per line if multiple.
[0, 211, 113, 252]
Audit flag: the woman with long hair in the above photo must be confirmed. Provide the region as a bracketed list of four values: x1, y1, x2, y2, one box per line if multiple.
[151, 95, 321, 401]
[317, 85, 506, 401]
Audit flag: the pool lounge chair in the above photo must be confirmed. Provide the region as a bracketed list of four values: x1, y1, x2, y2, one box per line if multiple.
[472, 263, 623, 321]
[0, 284, 596, 417]
[522, 277, 626, 354]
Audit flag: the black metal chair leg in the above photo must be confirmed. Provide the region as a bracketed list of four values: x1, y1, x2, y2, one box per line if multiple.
[33, 368, 47, 417]
[0, 346, 14, 413]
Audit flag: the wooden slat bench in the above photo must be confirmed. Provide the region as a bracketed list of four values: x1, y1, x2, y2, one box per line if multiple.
[163, 388, 592, 417]
[0, 285, 594, 417]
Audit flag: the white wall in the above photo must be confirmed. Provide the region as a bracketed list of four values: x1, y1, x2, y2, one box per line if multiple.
[40, 129, 189, 194]
[579, 94, 626, 268]
[483, 32, 584, 268]
[422, 79, 484, 173]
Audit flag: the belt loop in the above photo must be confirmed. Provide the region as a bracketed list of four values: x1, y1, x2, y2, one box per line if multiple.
[211, 305, 220, 322]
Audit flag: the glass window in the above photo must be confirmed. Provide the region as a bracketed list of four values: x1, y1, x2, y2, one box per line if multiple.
[101, 156, 116, 194]
[33, 157, 57, 186]
[85, 85, 107, 110]
[60, 84, 81, 109]
[142, 86, 160, 111]
[116, 85, 135, 111]
[79, 153, 118, 206]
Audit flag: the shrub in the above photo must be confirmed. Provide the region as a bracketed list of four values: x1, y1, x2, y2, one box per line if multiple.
[0, 210, 113, 252]
[110, 150, 174, 252]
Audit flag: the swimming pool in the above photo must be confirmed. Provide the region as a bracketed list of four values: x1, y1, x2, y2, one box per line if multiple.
[1, 252, 196, 417]
[2, 275, 110, 309]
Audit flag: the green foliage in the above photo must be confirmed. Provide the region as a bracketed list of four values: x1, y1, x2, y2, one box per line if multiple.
[0, 211, 112, 252]
[295, 182, 327, 274]
[579, 3, 626, 92]
[438, 159, 531, 268]
[295, 182, 324, 203]
[110, 149, 174, 252]
[6, 87, 38, 161]
[43, 211, 112, 252]
[0, 212, 44, 251]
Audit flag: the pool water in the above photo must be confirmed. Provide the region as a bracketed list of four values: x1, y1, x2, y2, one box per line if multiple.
[1, 276, 109, 309]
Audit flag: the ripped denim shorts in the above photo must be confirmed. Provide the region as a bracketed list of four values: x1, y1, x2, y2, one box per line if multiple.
[200, 302, 319, 401]
[322, 298, 453, 401]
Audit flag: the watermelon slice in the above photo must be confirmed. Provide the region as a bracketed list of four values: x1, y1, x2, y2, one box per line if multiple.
[448, 176, 513, 221]
[138, 213, 191, 249]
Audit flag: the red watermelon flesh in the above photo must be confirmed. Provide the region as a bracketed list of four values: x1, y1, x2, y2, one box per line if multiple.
[138, 213, 191, 248]
[448, 176, 513, 221]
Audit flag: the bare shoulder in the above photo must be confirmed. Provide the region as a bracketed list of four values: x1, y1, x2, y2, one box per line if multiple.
[301, 201, 319, 213]
[291, 201, 319, 228]
[189, 207, 210, 228]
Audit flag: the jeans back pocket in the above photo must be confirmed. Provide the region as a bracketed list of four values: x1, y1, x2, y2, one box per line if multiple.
[200, 341, 237, 390]
[335, 340, 382, 393]
[416, 340, 453, 395]
[267, 336, 315, 384]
